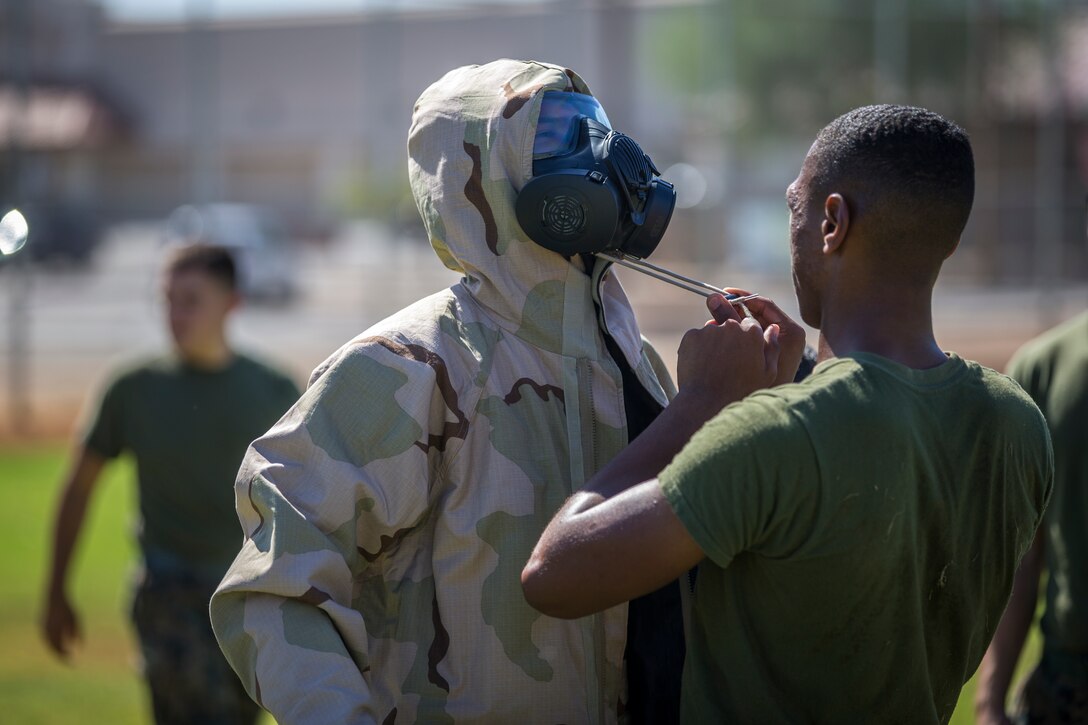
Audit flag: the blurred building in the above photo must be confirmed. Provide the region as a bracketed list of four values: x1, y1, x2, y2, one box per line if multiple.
[2, 0, 1086, 281]
[0, 0, 128, 262]
[71, 2, 679, 236]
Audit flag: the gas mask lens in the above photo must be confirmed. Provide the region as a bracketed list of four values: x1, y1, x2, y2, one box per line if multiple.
[532, 91, 612, 159]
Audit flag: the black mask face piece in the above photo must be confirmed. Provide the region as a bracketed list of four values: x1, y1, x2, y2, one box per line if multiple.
[516, 98, 743, 305]
[516, 117, 676, 260]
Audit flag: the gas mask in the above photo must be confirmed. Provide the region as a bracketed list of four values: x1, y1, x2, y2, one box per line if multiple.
[516, 91, 676, 260]
[516, 91, 758, 308]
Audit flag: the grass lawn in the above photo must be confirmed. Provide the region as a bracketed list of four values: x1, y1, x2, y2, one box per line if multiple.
[0, 444, 275, 725]
[0, 444, 1039, 723]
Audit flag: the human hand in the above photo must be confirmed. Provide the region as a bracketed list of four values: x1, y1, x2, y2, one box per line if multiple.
[42, 588, 81, 660]
[674, 294, 780, 414]
[720, 290, 806, 387]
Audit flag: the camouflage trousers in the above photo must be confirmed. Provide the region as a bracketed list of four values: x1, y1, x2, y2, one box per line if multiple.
[1013, 649, 1088, 725]
[131, 564, 260, 725]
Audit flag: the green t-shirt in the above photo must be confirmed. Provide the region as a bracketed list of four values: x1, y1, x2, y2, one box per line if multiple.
[84, 353, 300, 577]
[660, 352, 1053, 724]
[1008, 311, 1088, 659]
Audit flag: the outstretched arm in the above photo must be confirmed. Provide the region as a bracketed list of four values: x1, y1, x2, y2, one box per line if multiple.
[974, 527, 1045, 725]
[518, 402, 713, 619]
[41, 446, 108, 659]
[523, 294, 804, 618]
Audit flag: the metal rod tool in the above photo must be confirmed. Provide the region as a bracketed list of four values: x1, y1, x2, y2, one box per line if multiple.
[595, 251, 759, 307]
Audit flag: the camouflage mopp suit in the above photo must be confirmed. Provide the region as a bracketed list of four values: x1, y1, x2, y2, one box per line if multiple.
[210, 59, 676, 724]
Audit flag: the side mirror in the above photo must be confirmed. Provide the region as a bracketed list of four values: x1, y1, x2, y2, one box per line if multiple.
[0, 208, 29, 257]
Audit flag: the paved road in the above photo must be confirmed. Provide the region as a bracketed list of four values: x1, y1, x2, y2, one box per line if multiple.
[1, 222, 1084, 439]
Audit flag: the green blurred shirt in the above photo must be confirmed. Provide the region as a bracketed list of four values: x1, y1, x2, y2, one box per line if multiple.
[660, 352, 1052, 724]
[84, 353, 300, 577]
[1008, 312, 1088, 662]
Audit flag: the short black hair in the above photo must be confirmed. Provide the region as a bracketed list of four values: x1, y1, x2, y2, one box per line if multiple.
[808, 105, 974, 260]
[165, 243, 237, 291]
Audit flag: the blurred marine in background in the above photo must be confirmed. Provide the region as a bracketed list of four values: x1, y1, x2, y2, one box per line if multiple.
[976, 310, 1088, 725]
[41, 244, 300, 725]
[210, 59, 682, 723]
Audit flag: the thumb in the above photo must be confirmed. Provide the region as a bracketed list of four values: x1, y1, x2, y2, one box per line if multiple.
[707, 293, 741, 325]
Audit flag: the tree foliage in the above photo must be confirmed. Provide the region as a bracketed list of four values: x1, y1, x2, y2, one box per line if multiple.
[646, 0, 1041, 143]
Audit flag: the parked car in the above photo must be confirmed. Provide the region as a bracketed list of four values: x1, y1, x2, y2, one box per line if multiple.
[164, 203, 298, 304]
[15, 201, 102, 266]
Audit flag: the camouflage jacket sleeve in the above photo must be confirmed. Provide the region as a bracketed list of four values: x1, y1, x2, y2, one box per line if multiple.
[211, 337, 451, 724]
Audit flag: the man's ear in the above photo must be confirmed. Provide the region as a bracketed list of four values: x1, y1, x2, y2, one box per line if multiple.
[821, 193, 849, 254]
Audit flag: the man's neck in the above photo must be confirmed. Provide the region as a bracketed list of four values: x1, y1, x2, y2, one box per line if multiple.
[178, 340, 234, 371]
[816, 282, 946, 369]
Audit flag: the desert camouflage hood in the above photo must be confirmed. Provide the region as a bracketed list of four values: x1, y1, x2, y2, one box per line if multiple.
[409, 59, 646, 367]
[211, 59, 677, 724]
